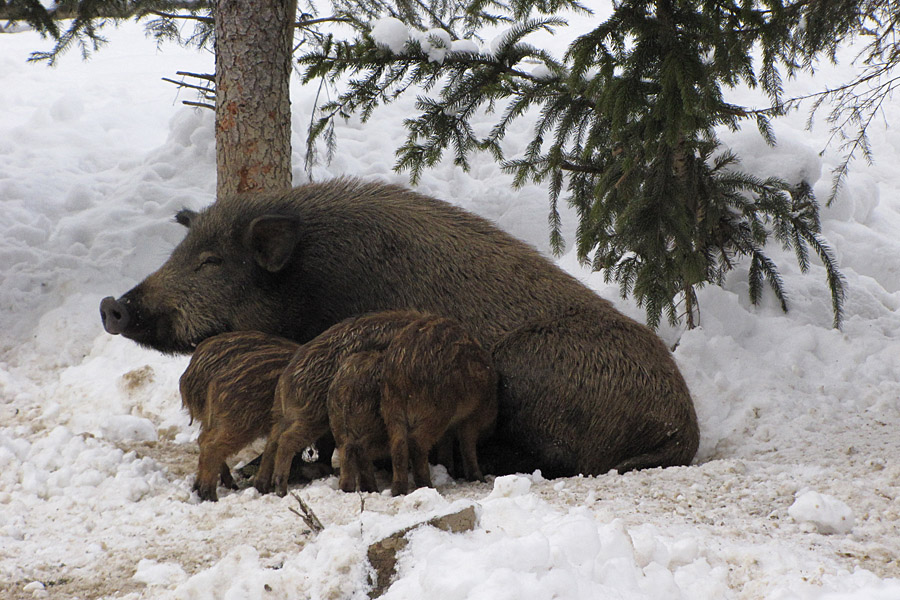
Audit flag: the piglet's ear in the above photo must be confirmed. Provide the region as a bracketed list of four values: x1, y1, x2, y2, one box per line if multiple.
[175, 209, 198, 228]
[246, 215, 300, 272]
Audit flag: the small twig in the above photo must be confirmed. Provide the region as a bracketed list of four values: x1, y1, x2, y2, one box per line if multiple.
[182, 100, 215, 110]
[560, 160, 604, 175]
[412, 0, 455, 37]
[305, 75, 331, 176]
[289, 492, 325, 533]
[176, 70, 215, 82]
[296, 15, 354, 29]
[147, 9, 213, 23]
[359, 493, 366, 538]
[162, 77, 214, 94]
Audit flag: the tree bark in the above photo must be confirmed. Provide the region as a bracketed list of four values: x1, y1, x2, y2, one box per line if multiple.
[215, 0, 295, 197]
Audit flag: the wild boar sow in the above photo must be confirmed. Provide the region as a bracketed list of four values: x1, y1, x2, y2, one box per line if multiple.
[100, 178, 699, 477]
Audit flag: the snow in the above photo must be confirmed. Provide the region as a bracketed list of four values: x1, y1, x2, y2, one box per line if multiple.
[1, 12, 900, 600]
[371, 17, 410, 54]
[372, 19, 457, 63]
[789, 491, 856, 535]
[450, 39, 480, 55]
[484, 473, 533, 499]
[489, 27, 516, 56]
[416, 28, 453, 63]
[132, 559, 187, 588]
[530, 63, 553, 79]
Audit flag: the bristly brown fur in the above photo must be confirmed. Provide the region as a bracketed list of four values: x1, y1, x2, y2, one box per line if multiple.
[179, 331, 299, 501]
[110, 178, 699, 477]
[327, 350, 387, 494]
[328, 314, 497, 496]
[254, 310, 427, 496]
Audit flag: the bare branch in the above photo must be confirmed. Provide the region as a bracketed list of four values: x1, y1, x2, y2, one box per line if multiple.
[176, 70, 215, 81]
[296, 15, 354, 29]
[162, 77, 213, 93]
[182, 100, 214, 110]
[146, 10, 212, 24]
[289, 492, 325, 534]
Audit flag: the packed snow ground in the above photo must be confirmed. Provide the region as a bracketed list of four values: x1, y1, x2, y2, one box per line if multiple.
[1, 14, 899, 600]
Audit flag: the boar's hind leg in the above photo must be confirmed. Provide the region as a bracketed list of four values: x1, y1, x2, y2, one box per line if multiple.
[254, 421, 286, 495]
[271, 420, 329, 497]
[358, 457, 379, 493]
[387, 432, 410, 496]
[338, 443, 379, 493]
[489, 310, 698, 477]
[382, 401, 414, 495]
[454, 418, 486, 482]
[408, 435, 433, 491]
[338, 444, 361, 493]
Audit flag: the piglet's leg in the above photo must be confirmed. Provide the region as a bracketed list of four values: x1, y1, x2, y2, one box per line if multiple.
[408, 435, 433, 491]
[358, 456, 379, 493]
[338, 444, 360, 493]
[220, 463, 238, 490]
[454, 417, 486, 482]
[272, 420, 328, 497]
[195, 429, 229, 502]
[388, 434, 410, 496]
[254, 421, 285, 495]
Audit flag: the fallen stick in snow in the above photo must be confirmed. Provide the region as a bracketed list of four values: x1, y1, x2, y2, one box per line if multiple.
[366, 504, 478, 598]
[289, 492, 324, 534]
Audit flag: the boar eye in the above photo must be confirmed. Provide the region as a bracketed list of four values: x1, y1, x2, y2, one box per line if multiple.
[196, 254, 223, 271]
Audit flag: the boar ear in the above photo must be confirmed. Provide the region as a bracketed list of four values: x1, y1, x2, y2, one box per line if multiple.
[246, 215, 300, 272]
[174, 209, 198, 228]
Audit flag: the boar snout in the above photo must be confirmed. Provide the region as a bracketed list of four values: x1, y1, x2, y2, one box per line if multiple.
[100, 296, 130, 335]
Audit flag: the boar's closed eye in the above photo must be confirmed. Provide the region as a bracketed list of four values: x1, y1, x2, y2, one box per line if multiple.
[196, 254, 223, 270]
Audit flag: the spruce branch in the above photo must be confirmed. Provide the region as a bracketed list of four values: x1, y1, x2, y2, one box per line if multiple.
[300, 0, 851, 330]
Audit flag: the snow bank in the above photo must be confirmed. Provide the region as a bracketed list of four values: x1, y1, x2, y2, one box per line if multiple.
[388, 476, 728, 600]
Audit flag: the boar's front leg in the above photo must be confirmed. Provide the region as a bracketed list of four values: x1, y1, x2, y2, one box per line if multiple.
[195, 429, 229, 502]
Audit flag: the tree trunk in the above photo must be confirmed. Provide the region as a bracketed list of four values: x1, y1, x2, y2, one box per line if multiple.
[215, 0, 295, 197]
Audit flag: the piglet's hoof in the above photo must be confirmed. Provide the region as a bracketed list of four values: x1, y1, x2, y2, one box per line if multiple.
[193, 481, 219, 502]
[253, 478, 272, 495]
